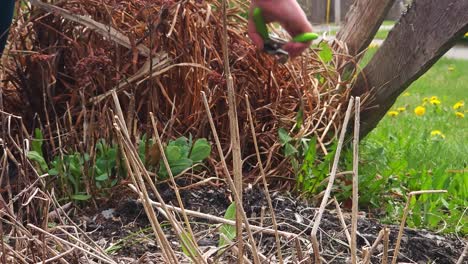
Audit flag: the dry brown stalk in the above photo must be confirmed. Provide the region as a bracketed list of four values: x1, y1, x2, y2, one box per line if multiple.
[351, 97, 361, 264]
[220, 0, 245, 261]
[27, 224, 116, 264]
[391, 190, 448, 264]
[311, 97, 355, 264]
[456, 243, 467, 264]
[150, 113, 199, 250]
[246, 94, 283, 263]
[382, 227, 390, 264]
[362, 229, 384, 264]
[332, 197, 351, 246]
[113, 123, 179, 263]
[202, 91, 261, 264]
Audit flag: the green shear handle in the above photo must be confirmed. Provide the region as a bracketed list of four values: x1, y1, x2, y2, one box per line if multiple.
[252, 7, 318, 43]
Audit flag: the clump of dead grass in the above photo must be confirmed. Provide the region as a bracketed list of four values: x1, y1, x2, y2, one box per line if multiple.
[3, 0, 358, 186]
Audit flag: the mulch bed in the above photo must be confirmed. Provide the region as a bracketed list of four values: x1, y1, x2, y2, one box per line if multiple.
[76, 184, 466, 263]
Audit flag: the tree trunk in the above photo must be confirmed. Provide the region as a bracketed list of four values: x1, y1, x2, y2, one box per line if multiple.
[336, 0, 394, 56]
[352, 0, 468, 137]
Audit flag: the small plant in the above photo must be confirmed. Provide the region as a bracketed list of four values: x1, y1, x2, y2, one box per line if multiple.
[157, 136, 211, 179]
[28, 131, 212, 202]
[27, 128, 48, 174]
[91, 139, 121, 189]
[278, 127, 336, 196]
[48, 153, 91, 201]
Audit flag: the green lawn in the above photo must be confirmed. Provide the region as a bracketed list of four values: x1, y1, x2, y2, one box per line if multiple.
[357, 54, 468, 234]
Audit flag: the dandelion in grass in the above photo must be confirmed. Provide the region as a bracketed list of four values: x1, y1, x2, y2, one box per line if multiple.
[430, 130, 446, 139]
[455, 112, 464, 118]
[387, 111, 399, 117]
[422, 97, 429, 105]
[397, 107, 406, 112]
[414, 106, 426, 116]
[430, 97, 441, 106]
[453, 101, 464, 110]
[448, 65, 455, 71]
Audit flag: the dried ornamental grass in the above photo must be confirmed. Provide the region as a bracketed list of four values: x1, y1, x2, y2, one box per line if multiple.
[3, 0, 359, 185]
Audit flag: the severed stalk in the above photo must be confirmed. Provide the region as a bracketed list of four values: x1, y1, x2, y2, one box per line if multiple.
[391, 190, 447, 264]
[202, 91, 261, 264]
[311, 97, 355, 264]
[382, 227, 390, 264]
[221, 0, 244, 261]
[351, 96, 360, 264]
[245, 94, 283, 263]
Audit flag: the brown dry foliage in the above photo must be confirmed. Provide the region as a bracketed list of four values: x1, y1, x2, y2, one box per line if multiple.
[2, 0, 358, 186]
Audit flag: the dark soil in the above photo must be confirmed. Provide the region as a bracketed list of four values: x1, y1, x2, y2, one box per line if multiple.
[76, 184, 466, 263]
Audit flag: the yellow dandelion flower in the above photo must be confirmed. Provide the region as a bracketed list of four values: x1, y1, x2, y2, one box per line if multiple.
[402, 92, 411, 97]
[430, 96, 439, 101]
[397, 107, 406, 112]
[465, 32, 468, 38]
[430, 98, 441, 105]
[414, 106, 426, 116]
[455, 112, 464, 118]
[430, 130, 445, 139]
[453, 101, 464, 110]
[387, 111, 399, 117]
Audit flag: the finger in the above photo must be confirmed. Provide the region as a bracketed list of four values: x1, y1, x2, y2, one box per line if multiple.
[247, 18, 264, 49]
[283, 42, 310, 58]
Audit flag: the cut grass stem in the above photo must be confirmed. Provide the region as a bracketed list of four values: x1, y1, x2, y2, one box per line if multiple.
[391, 190, 448, 264]
[311, 97, 355, 263]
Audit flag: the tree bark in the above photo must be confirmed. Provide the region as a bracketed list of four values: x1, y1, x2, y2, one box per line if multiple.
[353, 0, 468, 138]
[336, 0, 394, 56]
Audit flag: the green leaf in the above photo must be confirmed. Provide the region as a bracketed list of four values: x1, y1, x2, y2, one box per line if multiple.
[189, 138, 211, 163]
[171, 137, 191, 158]
[158, 158, 193, 178]
[48, 168, 59, 176]
[297, 137, 317, 189]
[295, 108, 304, 130]
[71, 194, 92, 201]
[278, 128, 292, 145]
[31, 128, 44, 154]
[27, 150, 48, 173]
[219, 202, 237, 248]
[318, 42, 333, 63]
[165, 145, 183, 162]
[181, 231, 197, 260]
[284, 143, 298, 157]
[95, 173, 109, 181]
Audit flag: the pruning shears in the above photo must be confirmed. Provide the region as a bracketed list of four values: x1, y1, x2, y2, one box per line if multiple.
[252, 7, 318, 63]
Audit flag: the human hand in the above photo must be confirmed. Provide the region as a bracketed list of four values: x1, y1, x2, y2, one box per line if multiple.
[248, 0, 314, 58]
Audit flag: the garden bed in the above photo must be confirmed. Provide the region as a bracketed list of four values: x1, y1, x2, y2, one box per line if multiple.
[73, 183, 465, 263]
